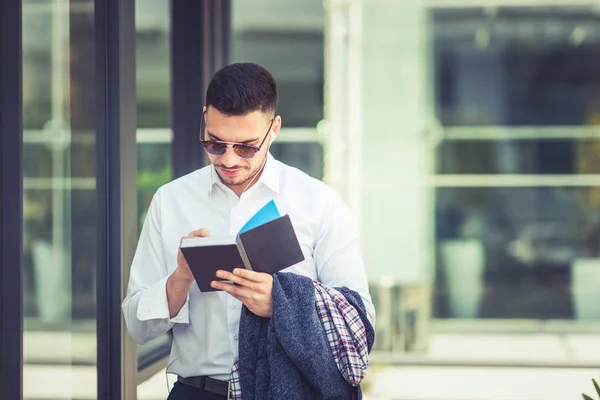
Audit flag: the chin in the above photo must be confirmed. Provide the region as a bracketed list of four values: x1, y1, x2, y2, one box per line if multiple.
[219, 174, 249, 187]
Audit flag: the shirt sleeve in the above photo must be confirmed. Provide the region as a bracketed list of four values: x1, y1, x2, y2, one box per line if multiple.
[314, 190, 376, 327]
[121, 190, 190, 345]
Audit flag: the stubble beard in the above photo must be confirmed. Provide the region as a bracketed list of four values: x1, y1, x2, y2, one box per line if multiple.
[217, 154, 267, 188]
[217, 168, 251, 187]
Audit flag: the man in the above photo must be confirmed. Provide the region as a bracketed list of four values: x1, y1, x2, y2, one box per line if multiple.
[122, 62, 375, 399]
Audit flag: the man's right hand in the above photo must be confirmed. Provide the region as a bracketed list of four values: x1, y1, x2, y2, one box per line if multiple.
[175, 228, 211, 282]
[168, 228, 211, 319]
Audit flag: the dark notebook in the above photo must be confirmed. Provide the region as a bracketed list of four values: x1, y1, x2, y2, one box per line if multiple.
[180, 214, 305, 292]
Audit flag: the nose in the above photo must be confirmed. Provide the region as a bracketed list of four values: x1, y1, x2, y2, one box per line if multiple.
[220, 146, 240, 168]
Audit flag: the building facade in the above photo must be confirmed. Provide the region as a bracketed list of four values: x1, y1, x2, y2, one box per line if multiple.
[2, 0, 600, 398]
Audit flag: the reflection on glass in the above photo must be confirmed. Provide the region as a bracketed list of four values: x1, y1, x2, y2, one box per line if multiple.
[431, 5, 600, 325]
[23, 0, 97, 398]
[137, 141, 172, 229]
[135, 0, 174, 367]
[434, 7, 600, 127]
[230, 0, 325, 179]
[230, 0, 324, 128]
[435, 187, 600, 320]
[136, 0, 171, 128]
[270, 142, 324, 180]
[437, 139, 600, 175]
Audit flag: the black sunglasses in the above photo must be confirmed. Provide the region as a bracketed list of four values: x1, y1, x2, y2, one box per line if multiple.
[199, 111, 274, 159]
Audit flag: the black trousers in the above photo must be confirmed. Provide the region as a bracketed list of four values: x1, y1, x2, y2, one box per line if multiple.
[166, 381, 227, 400]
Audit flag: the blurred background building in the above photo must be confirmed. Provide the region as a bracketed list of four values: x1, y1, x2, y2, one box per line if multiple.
[2, 0, 600, 399]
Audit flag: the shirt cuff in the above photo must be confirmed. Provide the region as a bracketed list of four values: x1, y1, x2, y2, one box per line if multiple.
[136, 273, 190, 324]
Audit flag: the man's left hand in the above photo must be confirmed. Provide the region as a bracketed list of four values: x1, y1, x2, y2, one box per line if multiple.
[212, 269, 273, 318]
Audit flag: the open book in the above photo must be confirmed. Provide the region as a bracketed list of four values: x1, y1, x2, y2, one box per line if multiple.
[180, 200, 305, 292]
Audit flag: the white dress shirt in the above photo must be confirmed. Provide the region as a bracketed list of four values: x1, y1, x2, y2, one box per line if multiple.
[122, 154, 375, 380]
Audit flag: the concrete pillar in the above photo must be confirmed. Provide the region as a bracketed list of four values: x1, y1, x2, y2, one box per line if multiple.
[361, 0, 435, 284]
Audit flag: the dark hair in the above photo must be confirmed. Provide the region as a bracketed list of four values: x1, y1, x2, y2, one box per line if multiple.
[206, 62, 278, 116]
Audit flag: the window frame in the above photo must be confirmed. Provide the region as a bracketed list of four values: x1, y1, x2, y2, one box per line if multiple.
[0, 0, 24, 397]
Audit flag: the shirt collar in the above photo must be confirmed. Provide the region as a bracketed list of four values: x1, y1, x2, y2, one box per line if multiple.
[208, 153, 280, 195]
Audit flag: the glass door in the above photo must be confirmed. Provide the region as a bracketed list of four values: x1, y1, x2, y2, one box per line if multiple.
[22, 1, 98, 398]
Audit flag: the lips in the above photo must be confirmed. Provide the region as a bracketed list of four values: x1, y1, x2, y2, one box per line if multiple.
[220, 168, 241, 177]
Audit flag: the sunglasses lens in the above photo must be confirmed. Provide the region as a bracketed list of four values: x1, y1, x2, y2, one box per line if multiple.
[204, 142, 227, 155]
[234, 145, 257, 159]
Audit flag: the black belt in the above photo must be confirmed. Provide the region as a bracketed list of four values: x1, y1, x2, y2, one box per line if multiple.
[177, 375, 230, 398]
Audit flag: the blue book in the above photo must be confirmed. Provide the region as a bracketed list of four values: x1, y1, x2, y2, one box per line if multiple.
[239, 200, 280, 234]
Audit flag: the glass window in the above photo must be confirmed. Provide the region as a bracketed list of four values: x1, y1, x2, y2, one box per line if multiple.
[431, 5, 600, 322]
[135, 0, 172, 229]
[136, 0, 171, 129]
[231, 30, 324, 128]
[435, 186, 600, 319]
[270, 142, 324, 179]
[231, 0, 325, 179]
[230, 0, 324, 129]
[437, 137, 600, 175]
[135, 0, 173, 368]
[23, 0, 97, 398]
[434, 7, 600, 127]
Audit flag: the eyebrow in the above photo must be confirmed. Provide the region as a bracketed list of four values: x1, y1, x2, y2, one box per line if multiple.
[207, 131, 259, 144]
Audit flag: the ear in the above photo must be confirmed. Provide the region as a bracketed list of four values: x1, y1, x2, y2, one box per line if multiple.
[268, 131, 276, 148]
[270, 115, 282, 138]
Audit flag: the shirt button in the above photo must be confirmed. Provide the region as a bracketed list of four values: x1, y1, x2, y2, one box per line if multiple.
[234, 334, 239, 340]
[231, 304, 237, 309]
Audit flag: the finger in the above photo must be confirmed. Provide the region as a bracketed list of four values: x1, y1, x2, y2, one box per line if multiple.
[189, 228, 210, 237]
[216, 270, 264, 293]
[232, 268, 269, 283]
[180, 228, 211, 243]
[212, 280, 254, 299]
[226, 291, 256, 311]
